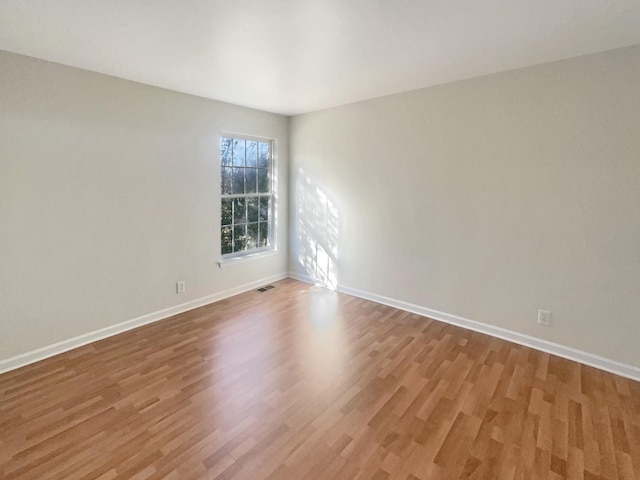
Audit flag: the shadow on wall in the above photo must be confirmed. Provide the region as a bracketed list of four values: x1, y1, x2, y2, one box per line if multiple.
[297, 169, 339, 290]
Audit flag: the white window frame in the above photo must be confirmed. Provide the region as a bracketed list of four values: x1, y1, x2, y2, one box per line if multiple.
[218, 133, 277, 267]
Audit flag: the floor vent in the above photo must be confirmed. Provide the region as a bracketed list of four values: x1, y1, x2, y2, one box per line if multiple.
[256, 285, 275, 292]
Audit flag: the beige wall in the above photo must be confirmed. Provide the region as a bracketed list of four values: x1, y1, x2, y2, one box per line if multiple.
[2, 44, 639, 370]
[0, 51, 288, 362]
[289, 44, 640, 368]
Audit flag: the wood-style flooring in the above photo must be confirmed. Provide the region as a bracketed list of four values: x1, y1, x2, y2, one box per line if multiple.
[1, 278, 639, 479]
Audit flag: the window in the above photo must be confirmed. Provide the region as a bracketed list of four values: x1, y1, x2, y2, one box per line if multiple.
[220, 135, 273, 258]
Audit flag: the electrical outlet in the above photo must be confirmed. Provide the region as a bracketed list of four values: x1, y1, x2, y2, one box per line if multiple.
[538, 309, 551, 326]
[176, 281, 186, 294]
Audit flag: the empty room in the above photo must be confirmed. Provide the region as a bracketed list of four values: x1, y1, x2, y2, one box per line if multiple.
[1, 1, 639, 479]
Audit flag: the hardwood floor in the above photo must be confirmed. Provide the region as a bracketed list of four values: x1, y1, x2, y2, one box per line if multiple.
[1, 278, 639, 479]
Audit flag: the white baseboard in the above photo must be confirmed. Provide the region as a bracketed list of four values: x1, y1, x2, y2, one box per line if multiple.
[288, 271, 640, 382]
[0, 272, 288, 375]
[287, 271, 317, 284]
[4, 270, 638, 382]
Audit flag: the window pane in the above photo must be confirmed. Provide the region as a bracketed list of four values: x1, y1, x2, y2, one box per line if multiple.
[246, 141, 258, 167]
[232, 167, 244, 194]
[258, 142, 269, 168]
[220, 136, 273, 257]
[221, 226, 233, 254]
[247, 198, 259, 222]
[259, 221, 269, 247]
[234, 225, 247, 251]
[221, 137, 232, 166]
[233, 198, 246, 223]
[221, 167, 232, 194]
[247, 223, 259, 249]
[246, 168, 257, 193]
[221, 199, 232, 226]
[258, 168, 269, 193]
[232, 139, 245, 167]
[259, 197, 269, 222]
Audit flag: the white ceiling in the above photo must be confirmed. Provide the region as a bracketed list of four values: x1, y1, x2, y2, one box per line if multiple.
[1, 1, 640, 115]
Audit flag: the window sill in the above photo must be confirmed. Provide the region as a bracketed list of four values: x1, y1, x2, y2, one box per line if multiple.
[218, 248, 278, 268]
